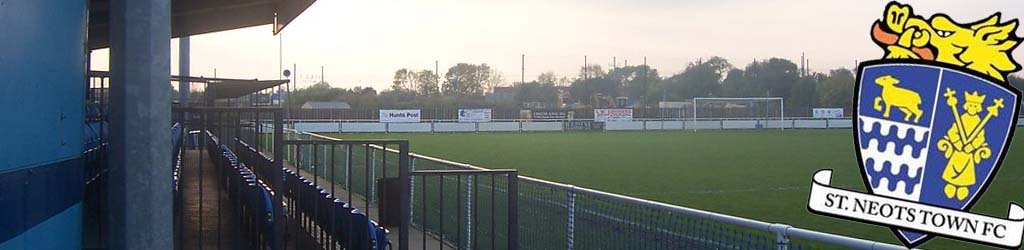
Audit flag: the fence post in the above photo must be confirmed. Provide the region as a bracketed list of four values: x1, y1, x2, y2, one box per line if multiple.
[398, 142, 411, 250]
[567, 185, 576, 250]
[345, 145, 351, 189]
[465, 173, 473, 249]
[370, 147, 376, 202]
[273, 109, 285, 250]
[405, 157, 409, 219]
[508, 172, 519, 250]
[770, 223, 791, 250]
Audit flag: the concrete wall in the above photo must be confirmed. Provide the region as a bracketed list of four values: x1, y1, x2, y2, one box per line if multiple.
[663, 121, 685, 130]
[521, 122, 562, 131]
[722, 120, 759, 129]
[387, 123, 432, 133]
[644, 121, 664, 130]
[794, 120, 828, 129]
[765, 120, 793, 129]
[298, 118, 879, 133]
[605, 121, 645, 131]
[478, 122, 520, 132]
[341, 123, 387, 133]
[434, 123, 476, 132]
[827, 119, 854, 128]
[685, 121, 722, 130]
[295, 122, 340, 133]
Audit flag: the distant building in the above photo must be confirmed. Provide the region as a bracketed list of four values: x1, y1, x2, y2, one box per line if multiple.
[486, 86, 517, 103]
[555, 87, 571, 108]
[301, 101, 351, 109]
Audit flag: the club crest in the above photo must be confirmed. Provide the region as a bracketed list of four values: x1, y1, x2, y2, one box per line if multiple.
[808, 1, 1024, 248]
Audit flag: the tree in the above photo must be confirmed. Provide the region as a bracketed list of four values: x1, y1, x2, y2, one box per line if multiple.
[442, 63, 492, 97]
[789, 73, 823, 109]
[748, 58, 799, 98]
[415, 70, 439, 96]
[484, 71, 505, 94]
[720, 68, 748, 97]
[391, 68, 417, 91]
[662, 57, 731, 99]
[817, 68, 856, 109]
[570, 77, 617, 107]
[578, 64, 607, 80]
[608, 65, 661, 105]
[537, 71, 559, 85]
[1009, 74, 1024, 93]
[285, 81, 348, 108]
[514, 81, 558, 105]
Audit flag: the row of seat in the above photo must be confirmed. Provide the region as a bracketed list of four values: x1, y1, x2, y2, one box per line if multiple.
[83, 121, 110, 185]
[207, 133, 278, 249]
[283, 167, 390, 250]
[227, 136, 391, 249]
[171, 123, 183, 193]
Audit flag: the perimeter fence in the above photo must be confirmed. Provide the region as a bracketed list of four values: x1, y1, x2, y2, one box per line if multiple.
[271, 129, 911, 250]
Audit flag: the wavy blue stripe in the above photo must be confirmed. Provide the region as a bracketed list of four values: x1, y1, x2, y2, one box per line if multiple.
[865, 158, 923, 194]
[859, 119, 930, 158]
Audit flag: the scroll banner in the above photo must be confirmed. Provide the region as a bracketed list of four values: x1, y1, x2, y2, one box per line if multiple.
[808, 170, 1024, 248]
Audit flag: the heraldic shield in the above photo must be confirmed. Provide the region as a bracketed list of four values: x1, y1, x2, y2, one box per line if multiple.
[855, 60, 1022, 245]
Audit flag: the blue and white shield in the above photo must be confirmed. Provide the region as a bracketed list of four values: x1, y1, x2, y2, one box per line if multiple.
[855, 61, 1022, 246]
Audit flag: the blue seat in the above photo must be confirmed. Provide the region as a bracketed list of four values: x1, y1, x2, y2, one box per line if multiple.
[331, 199, 352, 244]
[257, 185, 275, 232]
[348, 210, 372, 250]
[372, 221, 390, 250]
[317, 190, 333, 227]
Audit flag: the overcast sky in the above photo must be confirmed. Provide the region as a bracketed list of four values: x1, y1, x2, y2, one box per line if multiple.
[90, 0, 1023, 91]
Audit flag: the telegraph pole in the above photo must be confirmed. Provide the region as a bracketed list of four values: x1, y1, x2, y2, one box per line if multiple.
[435, 60, 440, 93]
[584, 55, 588, 80]
[279, 31, 283, 80]
[521, 54, 525, 84]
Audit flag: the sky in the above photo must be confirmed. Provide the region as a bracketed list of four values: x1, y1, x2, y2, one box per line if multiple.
[90, 0, 1024, 91]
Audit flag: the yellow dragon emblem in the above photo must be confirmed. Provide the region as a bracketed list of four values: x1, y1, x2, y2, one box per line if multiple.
[871, 1, 1022, 82]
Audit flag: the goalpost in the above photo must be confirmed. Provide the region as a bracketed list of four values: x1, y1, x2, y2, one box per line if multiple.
[692, 97, 785, 130]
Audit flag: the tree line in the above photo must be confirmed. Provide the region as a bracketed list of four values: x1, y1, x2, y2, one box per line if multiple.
[285, 57, 1024, 110]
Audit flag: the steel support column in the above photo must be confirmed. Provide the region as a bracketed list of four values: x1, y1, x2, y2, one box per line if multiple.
[178, 36, 190, 103]
[107, 0, 173, 248]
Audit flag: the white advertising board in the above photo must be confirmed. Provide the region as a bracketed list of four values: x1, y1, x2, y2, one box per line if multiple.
[458, 109, 492, 122]
[812, 108, 844, 118]
[594, 109, 633, 122]
[379, 109, 421, 123]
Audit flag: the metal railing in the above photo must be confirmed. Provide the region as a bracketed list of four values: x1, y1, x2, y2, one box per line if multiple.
[172, 107, 286, 250]
[279, 131, 526, 250]
[279, 138, 409, 250]
[410, 169, 519, 250]
[337, 132, 911, 250]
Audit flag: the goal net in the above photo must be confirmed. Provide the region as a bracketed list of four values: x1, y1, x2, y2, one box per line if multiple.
[693, 97, 785, 130]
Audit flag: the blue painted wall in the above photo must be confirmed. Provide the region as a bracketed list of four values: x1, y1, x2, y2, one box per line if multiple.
[0, 0, 86, 248]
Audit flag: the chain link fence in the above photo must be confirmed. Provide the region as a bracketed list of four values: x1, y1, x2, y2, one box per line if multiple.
[353, 135, 909, 250]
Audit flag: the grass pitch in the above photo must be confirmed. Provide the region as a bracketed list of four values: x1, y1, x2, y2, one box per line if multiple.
[328, 129, 1024, 249]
